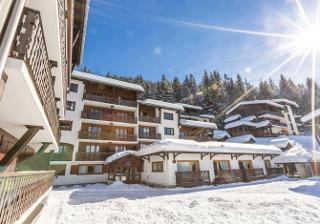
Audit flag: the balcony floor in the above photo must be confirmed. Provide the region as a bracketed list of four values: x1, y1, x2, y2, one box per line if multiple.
[0, 58, 58, 150]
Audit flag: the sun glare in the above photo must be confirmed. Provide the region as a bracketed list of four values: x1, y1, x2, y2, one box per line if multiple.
[295, 27, 320, 50]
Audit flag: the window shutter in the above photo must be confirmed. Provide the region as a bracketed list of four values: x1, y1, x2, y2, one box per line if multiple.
[70, 165, 78, 175]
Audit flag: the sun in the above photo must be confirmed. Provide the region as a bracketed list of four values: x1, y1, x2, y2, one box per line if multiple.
[295, 26, 320, 50]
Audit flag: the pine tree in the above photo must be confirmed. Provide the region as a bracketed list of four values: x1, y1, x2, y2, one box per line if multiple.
[172, 76, 183, 102]
[158, 74, 174, 102]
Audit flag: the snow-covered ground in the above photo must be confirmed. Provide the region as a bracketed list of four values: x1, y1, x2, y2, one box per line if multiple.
[35, 176, 320, 224]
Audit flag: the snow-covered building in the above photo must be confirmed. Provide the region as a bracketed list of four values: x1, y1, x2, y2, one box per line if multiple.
[105, 139, 283, 187]
[0, 0, 89, 223]
[224, 99, 300, 138]
[49, 72, 217, 185]
[301, 108, 320, 146]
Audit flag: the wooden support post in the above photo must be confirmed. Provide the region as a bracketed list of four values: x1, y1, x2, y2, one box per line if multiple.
[173, 152, 181, 163]
[0, 125, 43, 171]
[200, 153, 208, 160]
[36, 142, 52, 154]
[210, 153, 217, 160]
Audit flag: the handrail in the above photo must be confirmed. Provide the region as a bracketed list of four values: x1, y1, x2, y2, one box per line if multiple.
[81, 111, 137, 124]
[84, 94, 137, 107]
[78, 131, 137, 141]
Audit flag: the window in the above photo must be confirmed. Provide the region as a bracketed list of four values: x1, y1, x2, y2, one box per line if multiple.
[239, 160, 252, 169]
[60, 120, 73, 131]
[78, 165, 103, 175]
[88, 126, 101, 137]
[66, 101, 76, 111]
[85, 145, 100, 153]
[115, 145, 127, 152]
[177, 161, 199, 172]
[213, 160, 230, 176]
[50, 165, 66, 176]
[152, 161, 163, 172]
[90, 108, 102, 119]
[58, 144, 72, 153]
[116, 128, 128, 136]
[70, 83, 78, 92]
[164, 127, 174, 135]
[164, 112, 173, 120]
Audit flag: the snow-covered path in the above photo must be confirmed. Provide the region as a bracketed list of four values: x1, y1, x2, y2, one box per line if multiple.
[35, 177, 320, 224]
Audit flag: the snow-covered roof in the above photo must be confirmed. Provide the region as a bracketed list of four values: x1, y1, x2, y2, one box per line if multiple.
[224, 120, 270, 129]
[241, 115, 257, 122]
[226, 134, 256, 143]
[213, 130, 231, 140]
[226, 100, 284, 115]
[72, 71, 144, 92]
[105, 150, 138, 164]
[273, 146, 311, 164]
[178, 103, 203, 110]
[301, 108, 320, 123]
[137, 139, 282, 156]
[180, 119, 217, 129]
[272, 99, 299, 108]
[224, 114, 241, 123]
[270, 138, 294, 149]
[258, 114, 285, 121]
[139, 99, 184, 111]
[200, 114, 215, 119]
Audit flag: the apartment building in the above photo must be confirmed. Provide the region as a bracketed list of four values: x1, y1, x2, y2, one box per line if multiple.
[0, 1, 89, 223]
[51, 71, 217, 185]
[224, 99, 299, 138]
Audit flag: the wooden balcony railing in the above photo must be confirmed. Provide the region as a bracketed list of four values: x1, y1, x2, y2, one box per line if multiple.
[217, 169, 243, 179]
[139, 133, 161, 140]
[176, 171, 210, 187]
[78, 131, 137, 142]
[0, 171, 55, 224]
[84, 94, 137, 108]
[81, 111, 137, 124]
[244, 168, 264, 177]
[10, 8, 60, 143]
[76, 152, 112, 161]
[139, 115, 160, 123]
[267, 167, 284, 176]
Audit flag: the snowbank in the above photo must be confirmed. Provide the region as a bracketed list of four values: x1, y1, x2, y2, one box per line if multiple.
[273, 146, 312, 163]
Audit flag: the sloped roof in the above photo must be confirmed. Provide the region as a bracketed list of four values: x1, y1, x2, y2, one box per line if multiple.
[178, 103, 203, 110]
[224, 114, 241, 123]
[213, 130, 231, 140]
[139, 99, 184, 111]
[137, 139, 282, 156]
[271, 99, 299, 108]
[180, 119, 217, 129]
[301, 108, 320, 123]
[226, 100, 284, 115]
[72, 71, 145, 92]
[273, 146, 311, 163]
[226, 134, 256, 143]
[106, 150, 138, 164]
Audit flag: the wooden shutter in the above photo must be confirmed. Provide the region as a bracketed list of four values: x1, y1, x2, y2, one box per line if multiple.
[70, 165, 78, 175]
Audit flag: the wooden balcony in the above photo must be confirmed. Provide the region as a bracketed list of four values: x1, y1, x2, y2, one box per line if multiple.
[139, 133, 161, 140]
[76, 152, 111, 161]
[267, 167, 284, 176]
[10, 8, 60, 143]
[84, 94, 138, 108]
[78, 131, 137, 142]
[175, 171, 210, 187]
[139, 115, 160, 123]
[0, 171, 55, 224]
[81, 111, 137, 124]
[214, 168, 265, 184]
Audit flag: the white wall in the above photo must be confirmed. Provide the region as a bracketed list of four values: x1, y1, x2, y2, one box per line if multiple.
[159, 109, 180, 139]
[142, 152, 278, 187]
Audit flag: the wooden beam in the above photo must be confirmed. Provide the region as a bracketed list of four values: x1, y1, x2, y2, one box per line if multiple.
[143, 155, 150, 162]
[210, 153, 217, 160]
[200, 152, 209, 160]
[0, 125, 43, 171]
[252, 154, 260, 160]
[36, 142, 52, 154]
[231, 153, 243, 160]
[173, 152, 181, 162]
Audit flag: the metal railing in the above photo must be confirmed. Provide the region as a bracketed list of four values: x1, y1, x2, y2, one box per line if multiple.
[139, 115, 160, 123]
[175, 171, 210, 186]
[10, 8, 60, 143]
[78, 131, 137, 141]
[139, 133, 161, 139]
[0, 171, 55, 224]
[84, 94, 138, 107]
[81, 111, 137, 124]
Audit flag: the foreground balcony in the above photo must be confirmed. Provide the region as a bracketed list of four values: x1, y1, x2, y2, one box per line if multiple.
[78, 131, 137, 142]
[0, 171, 55, 224]
[2, 8, 60, 146]
[84, 94, 138, 108]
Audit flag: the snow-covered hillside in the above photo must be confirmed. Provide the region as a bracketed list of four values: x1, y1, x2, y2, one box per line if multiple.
[35, 177, 320, 224]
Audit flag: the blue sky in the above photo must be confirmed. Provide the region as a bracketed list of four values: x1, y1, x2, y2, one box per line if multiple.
[81, 0, 318, 83]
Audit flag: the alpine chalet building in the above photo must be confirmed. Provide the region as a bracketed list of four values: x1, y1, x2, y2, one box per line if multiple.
[224, 99, 300, 138]
[0, 0, 89, 223]
[51, 71, 217, 185]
